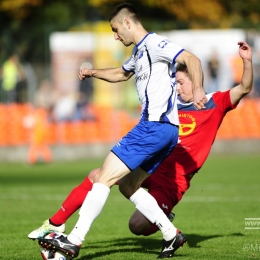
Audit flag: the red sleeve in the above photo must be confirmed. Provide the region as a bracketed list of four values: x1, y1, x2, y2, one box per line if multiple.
[212, 90, 237, 113]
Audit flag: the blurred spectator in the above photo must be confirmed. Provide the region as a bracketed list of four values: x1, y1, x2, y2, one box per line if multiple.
[78, 61, 94, 106]
[252, 49, 260, 97]
[77, 61, 96, 121]
[24, 108, 53, 164]
[229, 53, 243, 88]
[23, 61, 38, 104]
[207, 50, 220, 93]
[52, 91, 96, 122]
[34, 79, 56, 112]
[23, 79, 56, 164]
[0, 54, 26, 103]
[52, 91, 78, 121]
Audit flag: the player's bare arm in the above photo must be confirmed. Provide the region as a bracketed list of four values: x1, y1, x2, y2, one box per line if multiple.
[230, 41, 253, 105]
[78, 67, 134, 83]
[176, 50, 207, 109]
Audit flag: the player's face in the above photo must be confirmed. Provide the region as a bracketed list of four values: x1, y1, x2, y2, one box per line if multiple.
[110, 19, 132, 47]
[176, 71, 193, 103]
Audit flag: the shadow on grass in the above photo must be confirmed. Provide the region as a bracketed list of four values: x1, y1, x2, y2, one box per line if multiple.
[183, 232, 244, 248]
[77, 232, 244, 259]
[78, 236, 180, 259]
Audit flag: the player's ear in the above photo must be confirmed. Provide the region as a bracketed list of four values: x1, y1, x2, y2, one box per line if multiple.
[124, 18, 131, 29]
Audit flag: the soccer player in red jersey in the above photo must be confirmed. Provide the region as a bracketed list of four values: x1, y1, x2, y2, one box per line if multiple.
[120, 42, 253, 235]
[127, 41, 253, 236]
[29, 40, 252, 245]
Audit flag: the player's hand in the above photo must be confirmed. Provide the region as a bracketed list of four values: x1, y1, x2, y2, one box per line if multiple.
[78, 68, 93, 80]
[193, 88, 207, 110]
[238, 41, 252, 61]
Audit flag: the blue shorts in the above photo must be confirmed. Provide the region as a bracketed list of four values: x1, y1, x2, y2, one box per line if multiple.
[111, 121, 178, 174]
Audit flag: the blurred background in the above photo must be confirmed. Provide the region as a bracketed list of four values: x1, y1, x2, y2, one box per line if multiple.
[0, 0, 260, 163]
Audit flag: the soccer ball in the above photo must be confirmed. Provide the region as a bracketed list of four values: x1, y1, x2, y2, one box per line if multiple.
[40, 247, 70, 260]
[39, 232, 71, 260]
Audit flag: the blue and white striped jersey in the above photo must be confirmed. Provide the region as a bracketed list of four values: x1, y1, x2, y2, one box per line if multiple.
[123, 32, 184, 126]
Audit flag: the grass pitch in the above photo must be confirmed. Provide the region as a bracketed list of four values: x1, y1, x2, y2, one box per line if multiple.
[0, 154, 260, 260]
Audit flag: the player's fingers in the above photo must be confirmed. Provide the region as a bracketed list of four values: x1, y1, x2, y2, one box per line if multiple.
[78, 72, 83, 80]
[80, 68, 92, 78]
[193, 103, 200, 110]
[202, 96, 208, 103]
[238, 42, 249, 50]
[78, 71, 86, 80]
[199, 102, 206, 109]
[193, 102, 200, 110]
[194, 100, 206, 110]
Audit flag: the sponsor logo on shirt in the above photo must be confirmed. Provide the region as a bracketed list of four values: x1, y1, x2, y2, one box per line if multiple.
[158, 40, 169, 48]
[137, 65, 143, 73]
[138, 51, 144, 59]
[136, 72, 148, 82]
[162, 204, 169, 209]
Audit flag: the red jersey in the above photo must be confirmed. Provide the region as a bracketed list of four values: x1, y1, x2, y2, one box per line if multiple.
[140, 90, 237, 222]
[155, 90, 237, 176]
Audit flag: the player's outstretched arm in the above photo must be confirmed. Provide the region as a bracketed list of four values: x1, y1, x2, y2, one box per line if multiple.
[176, 50, 207, 109]
[230, 41, 253, 105]
[78, 67, 134, 83]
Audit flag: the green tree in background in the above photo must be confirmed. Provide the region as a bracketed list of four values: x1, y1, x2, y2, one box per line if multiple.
[0, 0, 259, 64]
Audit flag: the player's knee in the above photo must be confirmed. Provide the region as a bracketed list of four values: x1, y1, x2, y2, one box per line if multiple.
[128, 219, 143, 236]
[88, 168, 100, 181]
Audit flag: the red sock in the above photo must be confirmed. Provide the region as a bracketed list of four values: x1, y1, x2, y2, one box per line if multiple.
[142, 224, 159, 236]
[50, 177, 93, 225]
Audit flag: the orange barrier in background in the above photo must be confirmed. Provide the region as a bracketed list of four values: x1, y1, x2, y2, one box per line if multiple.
[216, 98, 260, 139]
[0, 103, 32, 146]
[0, 99, 259, 147]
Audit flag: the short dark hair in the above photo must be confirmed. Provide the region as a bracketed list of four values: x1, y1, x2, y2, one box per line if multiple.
[109, 2, 141, 23]
[176, 63, 204, 86]
[176, 63, 189, 76]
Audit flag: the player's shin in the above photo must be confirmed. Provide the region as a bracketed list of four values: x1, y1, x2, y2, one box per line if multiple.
[130, 188, 177, 241]
[67, 183, 110, 245]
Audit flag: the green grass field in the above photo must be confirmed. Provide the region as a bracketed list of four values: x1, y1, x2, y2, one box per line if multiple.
[0, 154, 260, 260]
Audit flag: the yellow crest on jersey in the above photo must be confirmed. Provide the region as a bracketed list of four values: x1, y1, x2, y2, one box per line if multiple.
[178, 113, 196, 136]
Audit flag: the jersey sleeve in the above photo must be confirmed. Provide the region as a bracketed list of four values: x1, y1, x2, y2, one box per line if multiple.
[150, 36, 185, 64]
[212, 90, 237, 113]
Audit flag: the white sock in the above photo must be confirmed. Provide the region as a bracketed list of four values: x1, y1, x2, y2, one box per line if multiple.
[68, 183, 110, 245]
[130, 188, 177, 241]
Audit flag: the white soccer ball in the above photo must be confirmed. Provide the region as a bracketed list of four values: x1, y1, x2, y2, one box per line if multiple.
[39, 232, 71, 260]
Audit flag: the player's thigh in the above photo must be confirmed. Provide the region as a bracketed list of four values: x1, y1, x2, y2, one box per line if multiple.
[176, 173, 194, 197]
[94, 151, 131, 186]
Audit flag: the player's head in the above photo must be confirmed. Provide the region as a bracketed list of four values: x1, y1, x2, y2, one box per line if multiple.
[176, 63, 204, 103]
[109, 3, 141, 24]
[109, 3, 141, 46]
